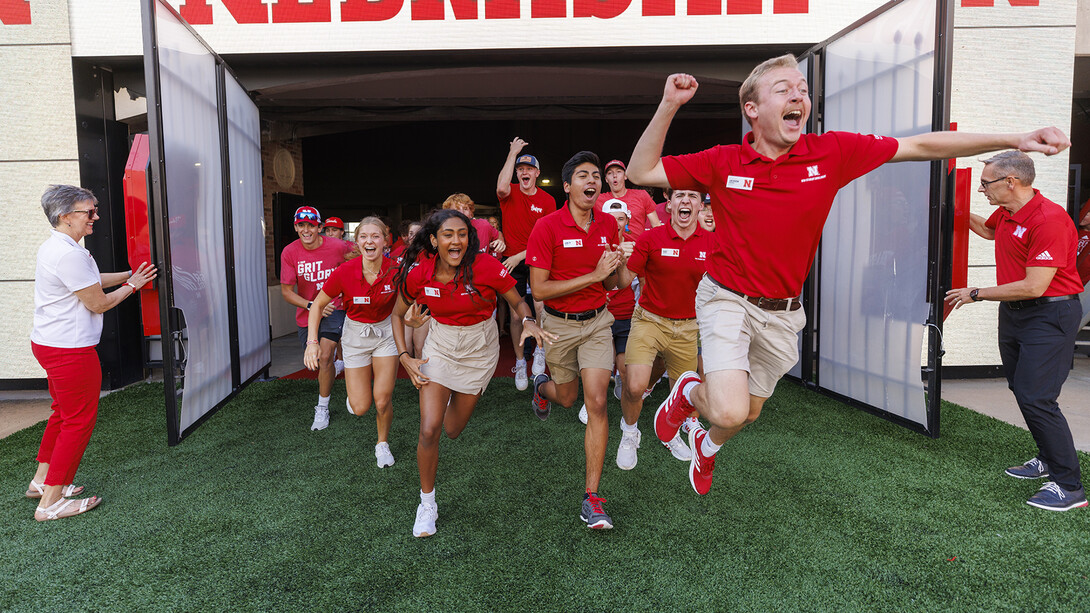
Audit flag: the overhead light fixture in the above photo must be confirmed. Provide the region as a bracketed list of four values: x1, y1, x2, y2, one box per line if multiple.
[540, 178, 552, 185]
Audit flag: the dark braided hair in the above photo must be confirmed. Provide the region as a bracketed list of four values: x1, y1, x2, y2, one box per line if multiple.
[395, 208, 481, 298]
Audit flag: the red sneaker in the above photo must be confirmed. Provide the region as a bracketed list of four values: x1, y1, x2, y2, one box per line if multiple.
[654, 371, 701, 443]
[688, 427, 717, 495]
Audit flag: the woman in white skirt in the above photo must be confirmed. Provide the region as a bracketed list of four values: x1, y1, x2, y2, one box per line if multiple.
[304, 216, 400, 467]
[393, 208, 553, 538]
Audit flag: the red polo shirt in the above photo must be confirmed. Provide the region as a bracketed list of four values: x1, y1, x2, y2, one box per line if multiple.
[403, 253, 516, 326]
[663, 131, 898, 298]
[526, 204, 621, 313]
[499, 184, 556, 257]
[607, 284, 636, 319]
[627, 224, 711, 319]
[985, 190, 1083, 296]
[596, 188, 657, 240]
[471, 217, 501, 258]
[321, 257, 398, 323]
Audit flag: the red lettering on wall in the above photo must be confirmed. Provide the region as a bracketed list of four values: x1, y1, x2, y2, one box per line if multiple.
[342, 0, 404, 21]
[0, 0, 31, 25]
[412, 0, 479, 20]
[178, 0, 213, 24]
[531, 0, 565, 18]
[961, 0, 1039, 6]
[272, 0, 330, 23]
[773, 0, 807, 13]
[726, 0, 760, 14]
[485, 0, 519, 18]
[642, 0, 673, 16]
[574, 0, 631, 18]
[204, 0, 268, 24]
[687, 0, 718, 15]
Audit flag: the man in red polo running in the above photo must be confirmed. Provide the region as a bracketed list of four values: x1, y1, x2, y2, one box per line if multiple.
[596, 160, 661, 239]
[497, 138, 556, 389]
[527, 151, 624, 529]
[280, 206, 353, 431]
[627, 54, 1071, 496]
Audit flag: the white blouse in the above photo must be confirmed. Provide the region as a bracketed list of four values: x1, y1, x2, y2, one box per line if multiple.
[30, 230, 103, 348]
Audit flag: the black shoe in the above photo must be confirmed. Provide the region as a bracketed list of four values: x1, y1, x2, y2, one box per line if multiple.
[532, 374, 551, 421]
[1005, 457, 1049, 480]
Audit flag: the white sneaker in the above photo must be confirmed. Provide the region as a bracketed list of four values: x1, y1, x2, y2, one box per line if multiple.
[680, 418, 702, 435]
[663, 432, 692, 461]
[335, 359, 345, 377]
[346, 397, 355, 415]
[413, 502, 438, 537]
[513, 361, 529, 391]
[578, 404, 588, 425]
[616, 428, 641, 470]
[375, 442, 395, 468]
[310, 405, 329, 431]
[531, 347, 546, 377]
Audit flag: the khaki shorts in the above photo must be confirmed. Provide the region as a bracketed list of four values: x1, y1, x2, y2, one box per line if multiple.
[341, 316, 398, 368]
[421, 318, 499, 395]
[695, 276, 806, 398]
[625, 305, 699, 382]
[541, 308, 615, 385]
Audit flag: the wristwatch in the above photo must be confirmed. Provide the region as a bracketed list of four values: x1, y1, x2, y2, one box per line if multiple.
[969, 289, 980, 302]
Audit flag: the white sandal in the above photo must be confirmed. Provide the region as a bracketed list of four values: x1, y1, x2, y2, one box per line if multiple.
[25, 480, 83, 499]
[35, 496, 100, 521]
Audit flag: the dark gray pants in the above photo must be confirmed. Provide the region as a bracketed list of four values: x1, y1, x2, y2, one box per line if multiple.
[998, 299, 1083, 492]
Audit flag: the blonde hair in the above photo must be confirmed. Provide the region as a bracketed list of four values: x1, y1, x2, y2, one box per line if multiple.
[356, 215, 388, 241]
[739, 54, 799, 108]
[441, 193, 475, 216]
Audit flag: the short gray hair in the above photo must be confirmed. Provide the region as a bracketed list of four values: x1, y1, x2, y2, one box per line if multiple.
[41, 184, 97, 227]
[981, 151, 1035, 186]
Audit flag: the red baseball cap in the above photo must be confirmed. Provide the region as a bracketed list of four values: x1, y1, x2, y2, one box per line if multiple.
[324, 216, 344, 229]
[605, 159, 626, 172]
[293, 206, 321, 226]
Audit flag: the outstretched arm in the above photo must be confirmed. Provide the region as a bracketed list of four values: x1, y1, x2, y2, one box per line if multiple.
[628, 74, 700, 188]
[968, 213, 995, 241]
[891, 127, 1070, 163]
[496, 137, 528, 200]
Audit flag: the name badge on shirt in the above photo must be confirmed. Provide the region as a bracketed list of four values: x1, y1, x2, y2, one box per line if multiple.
[661, 248, 680, 257]
[726, 175, 754, 191]
[563, 239, 583, 248]
[353, 296, 370, 305]
[424, 287, 441, 298]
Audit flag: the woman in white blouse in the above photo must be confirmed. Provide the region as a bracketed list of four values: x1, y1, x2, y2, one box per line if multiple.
[27, 184, 156, 521]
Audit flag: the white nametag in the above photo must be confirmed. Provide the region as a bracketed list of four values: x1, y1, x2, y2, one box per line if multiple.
[353, 296, 371, 305]
[563, 239, 583, 248]
[726, 175, 755, 190]
[424, 287, 441, 298]
[661, 248, 680, 257]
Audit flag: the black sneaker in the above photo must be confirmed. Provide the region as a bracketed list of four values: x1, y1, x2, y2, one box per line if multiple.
[532, 374, 551, 421]
[1026, 482, 1088, 512]
[580, 491, 613, 529]
[1005, 457, 1050, 480]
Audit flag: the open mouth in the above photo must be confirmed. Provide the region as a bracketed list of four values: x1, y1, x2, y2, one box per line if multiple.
[582, 187, 597, 200]
[783, 109, 803, 129]
[363, 245, 378, 256]
[677, 206, 692, 223]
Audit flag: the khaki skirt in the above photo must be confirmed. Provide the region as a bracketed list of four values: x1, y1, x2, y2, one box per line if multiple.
[420, 318, 500, 395]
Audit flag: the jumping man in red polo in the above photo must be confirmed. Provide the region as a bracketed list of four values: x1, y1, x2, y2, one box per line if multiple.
[627, 54, 1071, 495]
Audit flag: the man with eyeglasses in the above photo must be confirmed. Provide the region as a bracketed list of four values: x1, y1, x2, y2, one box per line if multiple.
[946, 151, 1086, 512]
[627, 54, 1071, 497]
[280, 206, 352, 431]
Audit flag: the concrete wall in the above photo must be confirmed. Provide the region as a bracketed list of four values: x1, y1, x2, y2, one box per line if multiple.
[0, 0, 78, 380]
[944, 0, 1078, 367]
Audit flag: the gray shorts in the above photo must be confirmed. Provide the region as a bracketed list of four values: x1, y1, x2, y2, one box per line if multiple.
[297, 309, 347, 349]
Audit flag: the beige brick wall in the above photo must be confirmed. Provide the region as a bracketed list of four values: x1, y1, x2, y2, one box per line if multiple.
[0, 0, 79, 380]
[943, 0, 1078, 367]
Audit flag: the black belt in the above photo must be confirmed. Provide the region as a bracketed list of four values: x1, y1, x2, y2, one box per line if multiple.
[1004, 294, 1079, 310]
[707, 275, 802, 312]
[544, 305, 606, 321]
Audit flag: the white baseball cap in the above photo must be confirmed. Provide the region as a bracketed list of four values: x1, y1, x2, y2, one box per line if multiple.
[601, 198, 630, 217]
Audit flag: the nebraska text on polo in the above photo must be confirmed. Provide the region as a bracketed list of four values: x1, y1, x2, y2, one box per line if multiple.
[499, 184, 556, 257]
[627, 224, 712, 319]
[662, 131, 899, 298]
[985, 190, 1084, 296]
[526, 205, 620, 313]
[321, 256, 399, 323]
[404, 253, 516, 326]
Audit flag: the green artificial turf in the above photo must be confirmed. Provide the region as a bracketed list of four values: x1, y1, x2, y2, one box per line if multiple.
[1, 379, 1088, 612]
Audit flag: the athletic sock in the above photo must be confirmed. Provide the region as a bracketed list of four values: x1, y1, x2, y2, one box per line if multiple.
[420, 489, 435, 505]
[317, 395, 330, 409]
[620, 417, 638, 433]
[700, 434, 722, 457]
[682, 381, 699, 403]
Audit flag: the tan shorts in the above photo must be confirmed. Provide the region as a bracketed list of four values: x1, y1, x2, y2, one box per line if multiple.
[541, 308, 615, 385]
[625, 305, 698, 382]
[421, 318, 499, 395]
[341, 316, 398, 368]
[695, 276, 806, 398]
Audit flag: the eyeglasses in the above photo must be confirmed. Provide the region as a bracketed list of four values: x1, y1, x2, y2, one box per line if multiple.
[979, 176, 1009, 189]
[70, 207, 98, 217]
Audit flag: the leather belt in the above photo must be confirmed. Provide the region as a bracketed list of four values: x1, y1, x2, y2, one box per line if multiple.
[707, 275, 802, 312]
[544, 304, 606, 321]
[1004, 294, 1079, 310]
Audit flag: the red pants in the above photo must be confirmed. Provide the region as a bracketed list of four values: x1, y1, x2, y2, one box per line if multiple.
[31, 342, 101, 486]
